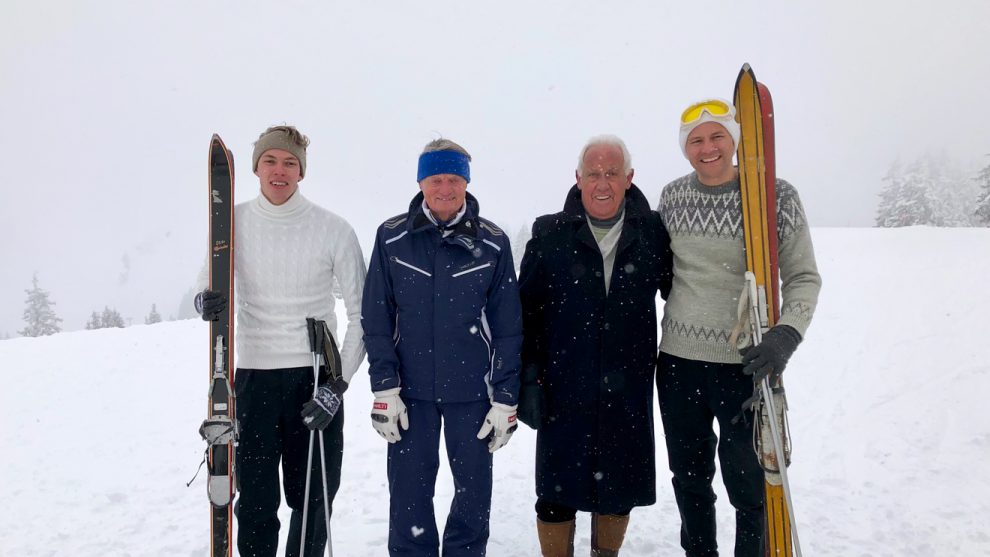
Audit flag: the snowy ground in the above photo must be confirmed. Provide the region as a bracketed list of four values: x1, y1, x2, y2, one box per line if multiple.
[2, 227, 989, 556]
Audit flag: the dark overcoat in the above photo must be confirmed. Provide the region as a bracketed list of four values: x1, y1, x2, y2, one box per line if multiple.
[518, 184, 672, 513]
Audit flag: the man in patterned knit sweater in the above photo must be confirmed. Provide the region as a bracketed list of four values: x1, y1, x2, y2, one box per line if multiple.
[195, 125, 366, 557]
[655, 99, 821, 557]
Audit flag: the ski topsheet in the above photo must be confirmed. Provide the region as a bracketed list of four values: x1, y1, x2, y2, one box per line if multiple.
[734, 64, 801, 557]
[205, 134, 236, 557]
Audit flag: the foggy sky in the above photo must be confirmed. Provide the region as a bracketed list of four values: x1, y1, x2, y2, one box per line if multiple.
[2, 0, 989, 335]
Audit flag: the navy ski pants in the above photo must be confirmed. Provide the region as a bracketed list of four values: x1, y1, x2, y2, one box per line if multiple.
[234, 367, 344, 557]
[387, 398, 493, 556]
[657, 352, 766, 557]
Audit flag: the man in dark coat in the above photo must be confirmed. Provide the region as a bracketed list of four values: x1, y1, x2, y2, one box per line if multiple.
[518, 135, 673, 557]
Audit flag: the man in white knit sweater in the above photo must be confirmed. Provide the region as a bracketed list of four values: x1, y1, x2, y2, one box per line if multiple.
[195, 125, 366, 557]
[655, 100, 821, 557]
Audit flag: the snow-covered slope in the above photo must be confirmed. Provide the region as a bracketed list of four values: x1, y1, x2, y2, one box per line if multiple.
[2, 227, 988, 556]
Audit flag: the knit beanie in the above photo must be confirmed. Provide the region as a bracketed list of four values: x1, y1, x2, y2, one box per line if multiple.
[252, 127, 308, 178]
[679, 98, 741, 158]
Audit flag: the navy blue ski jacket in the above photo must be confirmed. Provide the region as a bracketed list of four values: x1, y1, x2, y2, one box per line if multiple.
[362, 192, 522, 406]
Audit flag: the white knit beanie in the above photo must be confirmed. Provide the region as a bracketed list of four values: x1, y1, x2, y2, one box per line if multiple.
[679, 98, 741, 158]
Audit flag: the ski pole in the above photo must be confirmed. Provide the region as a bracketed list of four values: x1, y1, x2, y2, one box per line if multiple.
[745, 272, 802, 556]
[300, 318, 334, 557]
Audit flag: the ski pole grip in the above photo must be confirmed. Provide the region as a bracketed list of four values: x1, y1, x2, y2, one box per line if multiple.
[306, 317, 318, 353]
[314, 320, 326, 354]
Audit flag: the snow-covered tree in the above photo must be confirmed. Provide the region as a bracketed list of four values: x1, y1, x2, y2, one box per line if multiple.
[87, 307, 126, 329]
[876, 160, 908, 227]
[19, 273, 62, 337]
[101, 307, 126, 328]
[876, 154, 975, 227]
[145, 303, 162, 324]
[974, 156, 990, 226]
[85, 312, 102, 330]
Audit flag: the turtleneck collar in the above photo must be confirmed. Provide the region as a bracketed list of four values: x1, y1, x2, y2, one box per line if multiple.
[255, 190, 309, 218]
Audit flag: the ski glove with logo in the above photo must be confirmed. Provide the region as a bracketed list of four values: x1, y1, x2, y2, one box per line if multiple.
[301, 377, 348, 431]
[741, 324, 802, 384]
[194, 289, 227, 321]
[370, 388, 408, 443]
[516, 364, 543, 430]
[476, 402, 518, 453]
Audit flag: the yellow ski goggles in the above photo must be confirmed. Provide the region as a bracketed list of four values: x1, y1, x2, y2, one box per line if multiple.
[680, 99, 733, 125]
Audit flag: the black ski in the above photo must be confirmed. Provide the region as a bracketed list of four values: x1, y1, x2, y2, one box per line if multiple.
[202, 134, 236, 557]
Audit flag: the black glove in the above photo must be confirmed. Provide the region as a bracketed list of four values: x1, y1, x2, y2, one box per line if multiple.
[516, 364, 544, 430]
[194, 290, 227, 321]
[741, 324, 802, 384]
[301, 377, 347, 431]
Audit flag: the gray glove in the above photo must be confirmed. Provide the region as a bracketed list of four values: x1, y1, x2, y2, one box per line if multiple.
[194, 290, 227, 321]
[741, 324, 802, 384]
[301, 378, 347, 431]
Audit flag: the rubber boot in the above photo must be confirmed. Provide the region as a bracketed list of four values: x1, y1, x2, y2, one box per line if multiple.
[590, 513, 630, 557]
[537, 518, 575, 557]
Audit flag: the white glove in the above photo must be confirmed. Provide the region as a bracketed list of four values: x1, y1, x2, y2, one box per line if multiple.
[371, 388, 409, 443]
[476, 402, 518, 453]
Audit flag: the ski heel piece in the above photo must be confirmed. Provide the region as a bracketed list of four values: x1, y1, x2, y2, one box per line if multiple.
[753, 382, 791, 474]
[208, 472, 234, 506]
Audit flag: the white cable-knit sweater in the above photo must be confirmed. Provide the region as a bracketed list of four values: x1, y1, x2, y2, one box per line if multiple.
[198, 192, 367, 380]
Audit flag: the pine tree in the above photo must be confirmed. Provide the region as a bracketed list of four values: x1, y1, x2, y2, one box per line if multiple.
[876, 155, 973, 227]
[86, 312, 102, 330]
[974, 156, 990, 226]
[876, 160, 906, 227]
[100, 306, 126, 328]
[145, 303, 162, 324]
[18, 273, 62, 337]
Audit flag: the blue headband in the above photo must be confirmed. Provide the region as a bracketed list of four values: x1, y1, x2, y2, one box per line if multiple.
[417, 150, 471, 183]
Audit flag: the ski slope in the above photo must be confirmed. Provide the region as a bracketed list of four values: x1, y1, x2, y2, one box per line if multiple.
[2, 227, 988, 556]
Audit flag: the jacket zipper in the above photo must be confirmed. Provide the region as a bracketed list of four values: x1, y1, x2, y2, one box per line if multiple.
[393, 257, 432, 277]
[452, 262, 492, 277]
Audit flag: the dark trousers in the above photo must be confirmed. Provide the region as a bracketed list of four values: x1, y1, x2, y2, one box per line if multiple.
[387, 398, 493, 557]
[234, 367, 344, 557]
[657, 352, 765, 557]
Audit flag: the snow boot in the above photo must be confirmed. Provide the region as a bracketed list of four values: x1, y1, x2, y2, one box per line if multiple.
[590, 513, 629, 556]
[537, 518, 575, 557]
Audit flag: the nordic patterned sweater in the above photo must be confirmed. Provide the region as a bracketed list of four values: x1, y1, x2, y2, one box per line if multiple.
[656, 172, 821, 364]
[198, 192, 367, 379]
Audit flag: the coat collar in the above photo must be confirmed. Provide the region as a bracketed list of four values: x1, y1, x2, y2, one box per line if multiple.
[405, 191, 482, 248]
[561, 183, 652, 253]
[561, 183, 651, 220]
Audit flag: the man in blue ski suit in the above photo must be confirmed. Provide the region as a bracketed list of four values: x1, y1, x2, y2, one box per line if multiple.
[362, 138, 523, 556]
